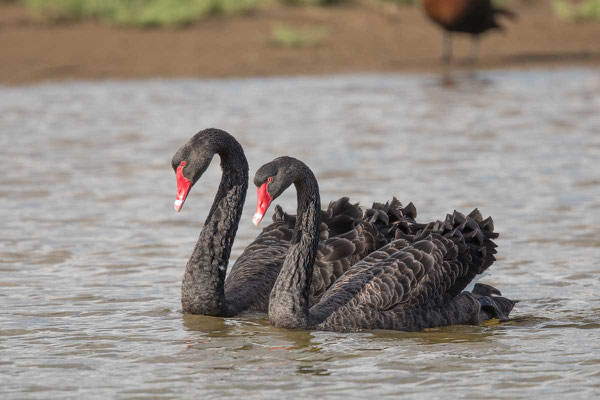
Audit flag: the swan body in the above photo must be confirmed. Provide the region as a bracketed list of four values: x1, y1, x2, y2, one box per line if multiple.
[253, 156, 515, 332]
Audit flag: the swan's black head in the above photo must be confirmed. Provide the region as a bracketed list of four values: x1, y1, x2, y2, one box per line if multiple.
[171, 128, 234, 212]
[252, 156, 305, 226]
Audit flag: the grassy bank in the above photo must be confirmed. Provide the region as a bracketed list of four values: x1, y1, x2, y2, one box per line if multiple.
[19, 0, 264, 26]
[0, 0, 460, 27]
[4, 0, 600, 27]
[553, 0, 600, 21]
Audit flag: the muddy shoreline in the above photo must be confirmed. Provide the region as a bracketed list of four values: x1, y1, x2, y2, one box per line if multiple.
[1, 1, 600, 85]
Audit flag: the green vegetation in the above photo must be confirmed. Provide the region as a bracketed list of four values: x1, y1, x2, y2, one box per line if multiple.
[553, 0, 600, 21]
[279, 0, 348, 5]
[270, 24, 328, 47]
[22, 0, 263, 26]
[5, 0, 600, 27]
[378, 0, 420, 4]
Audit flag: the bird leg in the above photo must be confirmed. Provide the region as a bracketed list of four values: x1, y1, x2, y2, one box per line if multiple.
[469, 35, 480, 65]
[443, 32, 453, 64]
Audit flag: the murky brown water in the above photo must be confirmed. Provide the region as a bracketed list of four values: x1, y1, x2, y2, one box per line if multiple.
[1, 69, 599, 399]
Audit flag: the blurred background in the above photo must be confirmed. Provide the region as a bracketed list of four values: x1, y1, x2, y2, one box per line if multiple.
[1, 1, 599, 399]
[1, 0, 600, 83]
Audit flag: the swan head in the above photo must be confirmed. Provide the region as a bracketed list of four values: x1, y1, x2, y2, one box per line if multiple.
[171, 128, 228, 212]
[252, 156, 306, 226]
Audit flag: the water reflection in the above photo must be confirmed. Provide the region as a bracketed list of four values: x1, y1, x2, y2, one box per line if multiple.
[270, 328, 318, 352]
[182, 314, 232, 336]
[297, 365, 330, 376]
[371, 325, 497, 345]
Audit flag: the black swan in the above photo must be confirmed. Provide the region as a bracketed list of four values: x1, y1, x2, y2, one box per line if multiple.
[253, 156, 516, 331]
[423, 0, 516, 64]
[171, 128, 407, 316]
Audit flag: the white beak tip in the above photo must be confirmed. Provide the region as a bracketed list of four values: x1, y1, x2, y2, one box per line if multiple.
[174, 199, 183, 212]
[252, 213, 263, 227]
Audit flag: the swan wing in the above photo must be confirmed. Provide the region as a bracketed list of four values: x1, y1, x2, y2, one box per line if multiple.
[310, 221, 385, 303]
[310, 209, 502, 330]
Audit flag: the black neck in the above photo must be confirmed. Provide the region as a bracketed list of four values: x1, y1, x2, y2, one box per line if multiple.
[268, 167, 321, 329]
[181, 138, 248, 316]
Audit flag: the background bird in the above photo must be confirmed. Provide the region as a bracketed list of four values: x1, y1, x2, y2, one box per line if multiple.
[423, 0, 517, 64]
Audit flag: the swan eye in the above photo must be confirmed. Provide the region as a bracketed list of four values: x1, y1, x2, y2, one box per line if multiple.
[267, 177, 273, 183]
[180, 161, 186, 167]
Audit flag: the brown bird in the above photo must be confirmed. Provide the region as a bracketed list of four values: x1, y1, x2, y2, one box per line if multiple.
[423, 0, 516, 64]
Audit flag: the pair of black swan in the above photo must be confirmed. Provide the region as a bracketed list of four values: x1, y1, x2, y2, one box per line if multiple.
[172, 128, 515, 331]
[172, 128, 407, 316]
[423, 0, 517, 64]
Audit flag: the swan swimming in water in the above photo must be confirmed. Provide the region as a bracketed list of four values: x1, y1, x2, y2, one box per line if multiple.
[253, 156, 515, 331]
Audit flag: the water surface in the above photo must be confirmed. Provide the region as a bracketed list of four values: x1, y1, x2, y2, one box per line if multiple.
[1, 68, 599, 399]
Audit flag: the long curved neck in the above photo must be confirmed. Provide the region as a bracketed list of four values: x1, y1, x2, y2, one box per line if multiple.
[181, 142, 248, 316]
[268, 167, 321, 329]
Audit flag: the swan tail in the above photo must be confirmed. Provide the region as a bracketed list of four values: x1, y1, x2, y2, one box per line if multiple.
[443, 210, 499, 296]
[471, 283, 516, 322]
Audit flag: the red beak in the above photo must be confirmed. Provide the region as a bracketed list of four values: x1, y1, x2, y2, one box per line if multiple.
[253, 182, 273, 226]
[174, 165, 192, 212]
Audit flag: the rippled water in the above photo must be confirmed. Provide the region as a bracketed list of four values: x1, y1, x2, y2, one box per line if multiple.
[1, 68, 599, 399]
